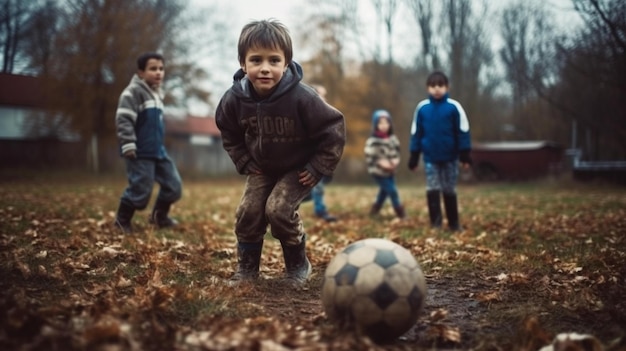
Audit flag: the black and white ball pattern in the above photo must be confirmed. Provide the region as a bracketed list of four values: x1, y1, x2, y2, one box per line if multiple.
[321, 238, 427, 343]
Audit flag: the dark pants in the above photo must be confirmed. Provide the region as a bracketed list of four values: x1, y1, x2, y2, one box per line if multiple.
[235, 171, 312, 246]
[120, 156, 182, 209]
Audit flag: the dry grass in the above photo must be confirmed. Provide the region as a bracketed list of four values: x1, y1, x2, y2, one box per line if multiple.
[0, 173, 625, 350]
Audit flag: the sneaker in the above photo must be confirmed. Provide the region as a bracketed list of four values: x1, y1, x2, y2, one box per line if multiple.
[316, 211, 337, 222]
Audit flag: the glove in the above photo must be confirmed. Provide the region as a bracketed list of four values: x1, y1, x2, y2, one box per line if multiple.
[408, 152, 420, 170]
[459, 150, 472, 165]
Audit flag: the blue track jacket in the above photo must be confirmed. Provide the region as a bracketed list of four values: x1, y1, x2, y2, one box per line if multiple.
[409, 93, 471, 163]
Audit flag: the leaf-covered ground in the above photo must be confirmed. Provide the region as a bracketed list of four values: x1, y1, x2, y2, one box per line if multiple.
[0, 174, 625, 350]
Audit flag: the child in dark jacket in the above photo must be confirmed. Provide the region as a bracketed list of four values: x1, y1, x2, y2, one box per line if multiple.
[215, 19, 346, 287]
[114, 52, 182, 234]
[308, 84, 337, 222]
[408, 71, 472, 231]
[364, 109, 405, 219]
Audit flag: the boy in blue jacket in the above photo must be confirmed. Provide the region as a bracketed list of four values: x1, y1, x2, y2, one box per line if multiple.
[408, 71, 471, 231]
[114, 52, 182, 233]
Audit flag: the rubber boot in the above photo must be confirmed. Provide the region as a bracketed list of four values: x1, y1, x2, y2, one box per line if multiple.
[443, 193, 461, 231]
[229, 241, 263, 285]
[426, 190, 442, 228]
[114, 200, 135, 234]
[369, 203, 383, 216]
[149, 199, 178, 229]
[281, 237, 312, 288]
[393, 205, 406, 219]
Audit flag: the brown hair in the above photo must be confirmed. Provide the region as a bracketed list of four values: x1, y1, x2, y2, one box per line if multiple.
[137, 52, 164, 71]
[238, 19, 293, 65]
[426, 71, 449, 87]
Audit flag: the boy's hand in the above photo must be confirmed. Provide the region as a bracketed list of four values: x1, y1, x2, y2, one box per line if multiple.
[459, 150, 472, 169]
[123, 150, 136, 159]
[378, 159, 392, 170]
[298, 169, 319, 187]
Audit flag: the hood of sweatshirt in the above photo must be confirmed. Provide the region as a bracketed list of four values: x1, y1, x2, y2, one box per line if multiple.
[230, 61, 303, 102]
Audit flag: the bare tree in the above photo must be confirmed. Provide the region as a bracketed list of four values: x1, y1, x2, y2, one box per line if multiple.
[0, 0, 43, 73]
[295, 3, 376, 165]
[36, 0, 203, 172]
[297, 7, 347, 87]
[439, 0, 493, 132]
[370, 0, 400, 85]
[372, 0, 398, 66]
[20, 1, 60, 76]
[162, 2, 232, 114]
[499, 1, 559, 139]
[553, 0, 626, 159]
[405, 0, 439, 71]
[1, 0, 230, 172]
[444, 0, 471, 95]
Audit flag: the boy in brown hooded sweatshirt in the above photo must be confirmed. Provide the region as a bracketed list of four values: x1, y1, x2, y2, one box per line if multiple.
[215, 19, 346, 287]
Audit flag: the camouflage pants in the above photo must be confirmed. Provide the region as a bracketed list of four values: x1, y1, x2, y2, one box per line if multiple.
[424, 161, 458, 194]
[235, 170, 312, 246]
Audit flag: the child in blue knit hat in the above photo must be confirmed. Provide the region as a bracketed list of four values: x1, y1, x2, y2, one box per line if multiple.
[364, 109, 405, 219]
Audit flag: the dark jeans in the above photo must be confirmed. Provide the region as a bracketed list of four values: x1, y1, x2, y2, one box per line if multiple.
[121, 156, 182, 209]
[235, 170, 312, 246]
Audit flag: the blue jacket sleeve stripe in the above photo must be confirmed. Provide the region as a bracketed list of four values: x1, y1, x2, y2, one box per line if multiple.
[409, 99, 429, 152]
[448, 98, 471, 151]
[449, 99, 469, 132]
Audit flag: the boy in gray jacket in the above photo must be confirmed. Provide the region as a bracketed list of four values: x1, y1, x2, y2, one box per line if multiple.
[114, 52, 182, 233]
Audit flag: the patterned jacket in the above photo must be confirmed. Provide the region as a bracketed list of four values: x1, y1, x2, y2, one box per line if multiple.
[364, 110, 401, 177]
[215, 61, 346, 179]
[115, 75, 167, 159]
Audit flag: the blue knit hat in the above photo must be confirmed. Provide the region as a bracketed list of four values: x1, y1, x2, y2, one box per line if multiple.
[371, 109, 393, 134]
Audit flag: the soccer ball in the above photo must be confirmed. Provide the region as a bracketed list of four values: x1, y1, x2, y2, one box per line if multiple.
[321, 238, 427, 343]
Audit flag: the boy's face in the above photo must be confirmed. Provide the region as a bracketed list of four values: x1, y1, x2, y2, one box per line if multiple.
[241, 46, 288, 97]
[427, 83, 448, 100]
[138, 58, 164, 88]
